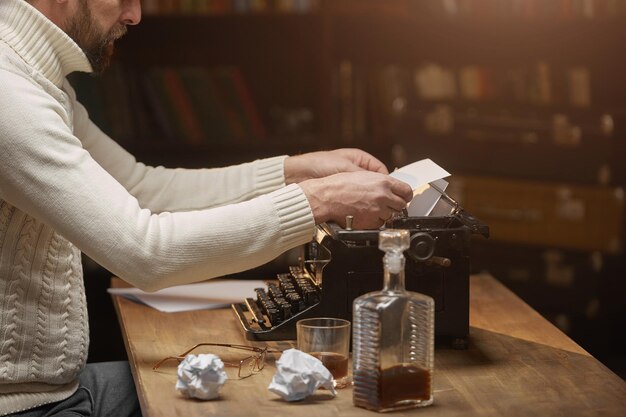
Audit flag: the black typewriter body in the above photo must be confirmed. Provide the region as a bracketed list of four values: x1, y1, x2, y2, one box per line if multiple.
[232, 211, 488, 348]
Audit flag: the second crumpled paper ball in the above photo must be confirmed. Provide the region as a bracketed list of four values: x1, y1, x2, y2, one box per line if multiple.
[268, 348, 337, 401]
[176, 353, 228, 400]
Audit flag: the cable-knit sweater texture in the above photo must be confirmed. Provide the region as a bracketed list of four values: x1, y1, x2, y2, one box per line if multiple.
[0, 0, 315, 414]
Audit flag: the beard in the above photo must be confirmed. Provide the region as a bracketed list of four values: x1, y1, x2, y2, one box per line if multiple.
[64, 0, 127, 74]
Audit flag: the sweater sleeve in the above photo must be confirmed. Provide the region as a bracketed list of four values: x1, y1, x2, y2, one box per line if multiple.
[68, 82, 287, 213]
[0, 69, 316, 291]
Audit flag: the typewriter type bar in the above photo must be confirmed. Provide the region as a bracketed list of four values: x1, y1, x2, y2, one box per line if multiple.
[232, 266, 322, 340]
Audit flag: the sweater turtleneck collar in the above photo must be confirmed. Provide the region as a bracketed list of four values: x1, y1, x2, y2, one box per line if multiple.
[0, 0, 93, 87]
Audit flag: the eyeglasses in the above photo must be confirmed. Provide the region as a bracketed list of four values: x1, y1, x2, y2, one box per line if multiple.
[152, 343, 267, 379]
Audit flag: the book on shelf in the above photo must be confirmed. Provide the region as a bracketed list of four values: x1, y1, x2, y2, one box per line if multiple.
[415, 64, 457, 101]
[333, 60, 601, 144]
[211, 67, 251, 143]
[71, 64, 268, 146]
[128, 69, 157, 142]
[413, 61, 592, 107]
[352, 65, 367, 140]
[568, 67, 592, 108]
[141, 0, 320, 15]
[335, 61, 409, 144]
[142, 0, 626, 18]
[329, 0, 411, 16]
[337, 60, 354, 143]
[145, 67, 191, 143]
[177, 67, 231, 143]
[229, 67, 268, 140]
[160, 67, 206, 145]
[425, 0, 626, 19]
[138, 70, 179, 142]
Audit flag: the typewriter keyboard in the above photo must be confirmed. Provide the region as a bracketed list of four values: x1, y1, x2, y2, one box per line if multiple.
[244, 266, 320, 328]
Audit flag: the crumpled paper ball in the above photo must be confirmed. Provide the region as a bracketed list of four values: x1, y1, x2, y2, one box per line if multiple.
[176, 353, 228, 400]
[268, 348, 337, 401]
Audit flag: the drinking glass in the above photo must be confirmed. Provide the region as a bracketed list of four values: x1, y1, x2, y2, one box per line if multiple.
[296, 317, 351, 388]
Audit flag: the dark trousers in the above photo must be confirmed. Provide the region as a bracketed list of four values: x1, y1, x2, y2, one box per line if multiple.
[9, 361, 141, 417]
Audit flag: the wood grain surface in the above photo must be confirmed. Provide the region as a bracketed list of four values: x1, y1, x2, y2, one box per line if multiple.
[111, 272, 626, 417]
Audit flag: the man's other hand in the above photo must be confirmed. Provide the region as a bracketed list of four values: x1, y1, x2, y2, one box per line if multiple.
[284, 148, 388, 184]
[299, 171, 413, 230]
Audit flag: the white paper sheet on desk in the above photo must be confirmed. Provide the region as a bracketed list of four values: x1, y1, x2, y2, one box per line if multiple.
[390, 158, 451, 216]
[107, 279, 266, 313]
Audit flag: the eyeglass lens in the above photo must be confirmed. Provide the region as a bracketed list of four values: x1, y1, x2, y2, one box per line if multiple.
[239, 356, 257, 378]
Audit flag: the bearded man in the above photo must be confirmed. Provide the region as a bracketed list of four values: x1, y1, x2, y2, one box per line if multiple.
[0, 1, 412, 416]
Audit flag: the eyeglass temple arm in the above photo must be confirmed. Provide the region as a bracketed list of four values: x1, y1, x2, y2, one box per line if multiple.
[192, 342, 266, 353]
[152, 354, 245, 371]
[152, 355, 185, 370]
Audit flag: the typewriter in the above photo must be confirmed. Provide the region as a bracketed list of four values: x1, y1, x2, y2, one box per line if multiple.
[232, 194, 488, 349]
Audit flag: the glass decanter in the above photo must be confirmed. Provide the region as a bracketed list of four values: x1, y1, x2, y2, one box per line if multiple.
[352, 229, 435, 412]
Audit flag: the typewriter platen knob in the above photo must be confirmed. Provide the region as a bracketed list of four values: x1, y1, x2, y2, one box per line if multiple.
[407, 232, 436, 262]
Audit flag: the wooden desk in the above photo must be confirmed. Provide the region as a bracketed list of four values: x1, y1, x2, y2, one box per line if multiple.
[111, 273, 626, 417]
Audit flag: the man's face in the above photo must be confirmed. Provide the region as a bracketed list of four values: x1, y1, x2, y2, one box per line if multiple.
[64, 0, 140, 73]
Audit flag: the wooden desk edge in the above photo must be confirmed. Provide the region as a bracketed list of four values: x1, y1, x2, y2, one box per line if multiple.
[110, 289, 151, 414]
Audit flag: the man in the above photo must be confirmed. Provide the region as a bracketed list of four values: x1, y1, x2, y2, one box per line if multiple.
[0, 0, 413, 416]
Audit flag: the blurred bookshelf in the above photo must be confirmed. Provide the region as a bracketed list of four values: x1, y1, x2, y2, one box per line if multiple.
[71, 0, 626, 378]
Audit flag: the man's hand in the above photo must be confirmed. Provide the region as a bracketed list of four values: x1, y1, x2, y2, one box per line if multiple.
[299, 171, 413, 230]
[284, 148, 388, 184]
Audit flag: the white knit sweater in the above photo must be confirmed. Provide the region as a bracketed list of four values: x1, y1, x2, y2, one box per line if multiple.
[0, 0, 315, 414]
